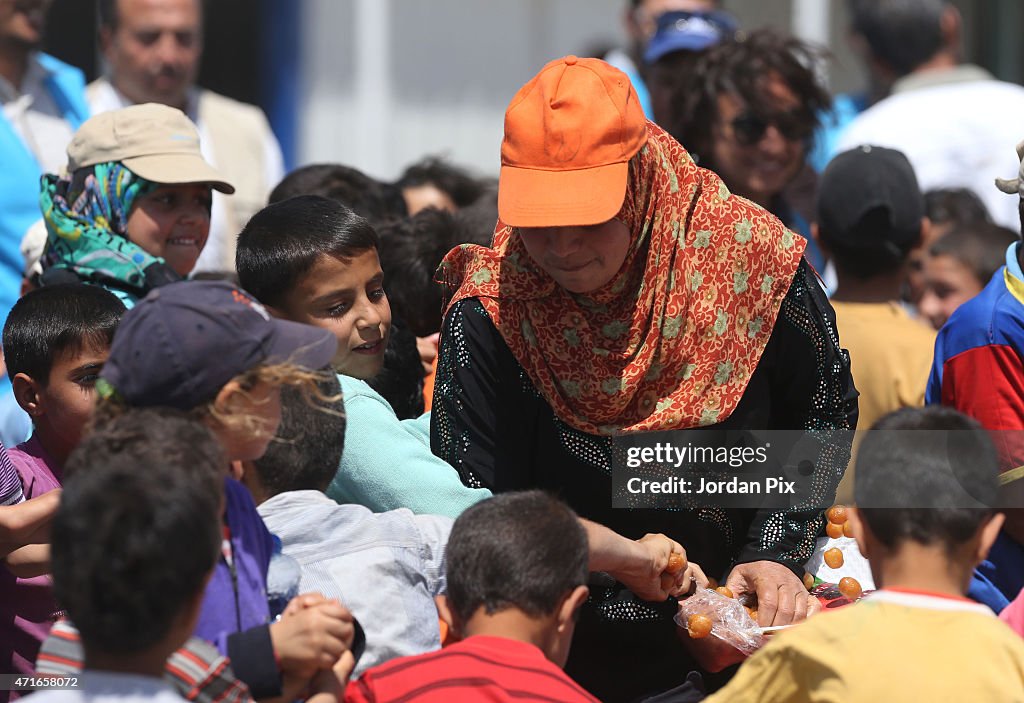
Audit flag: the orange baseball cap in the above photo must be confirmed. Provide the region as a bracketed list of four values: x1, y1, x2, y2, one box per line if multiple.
[498, 55, 648, 228]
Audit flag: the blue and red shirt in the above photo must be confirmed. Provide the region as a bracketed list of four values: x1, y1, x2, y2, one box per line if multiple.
[927, 242, 1024, 610]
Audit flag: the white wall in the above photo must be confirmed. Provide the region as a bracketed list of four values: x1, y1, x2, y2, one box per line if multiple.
[299, 0, 626, 181]
[295, 0, 870, 181]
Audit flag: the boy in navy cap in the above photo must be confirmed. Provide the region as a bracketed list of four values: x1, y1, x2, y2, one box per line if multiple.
[36, 280, 356, 703]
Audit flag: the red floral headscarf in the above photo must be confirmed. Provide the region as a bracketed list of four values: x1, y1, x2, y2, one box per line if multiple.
[441, 122, 806, 435]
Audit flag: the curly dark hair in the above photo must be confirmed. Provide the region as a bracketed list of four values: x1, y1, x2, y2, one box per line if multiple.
[670, 29, 831, 172]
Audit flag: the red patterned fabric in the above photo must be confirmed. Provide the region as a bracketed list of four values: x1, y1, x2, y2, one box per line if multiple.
[441, 122, 806, 435]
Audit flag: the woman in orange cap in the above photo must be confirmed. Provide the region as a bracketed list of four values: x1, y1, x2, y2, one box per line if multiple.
[432, 55, 856, 699]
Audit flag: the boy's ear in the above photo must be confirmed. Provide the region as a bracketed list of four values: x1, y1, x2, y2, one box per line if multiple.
[213, 379, 244, 415]
[975, 512, 1006, 565]
[556, 585, 589, 634]
[435, 595, 458, 638]
[12, 372, 44, 417]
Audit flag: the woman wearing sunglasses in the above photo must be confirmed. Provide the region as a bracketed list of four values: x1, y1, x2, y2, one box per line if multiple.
[672, 29, 831, 270]
[434, 55, 856, 701]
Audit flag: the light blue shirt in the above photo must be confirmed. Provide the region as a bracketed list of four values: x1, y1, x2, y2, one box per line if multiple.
[257, 490, 452, 675]
[326, 374, 490, 518]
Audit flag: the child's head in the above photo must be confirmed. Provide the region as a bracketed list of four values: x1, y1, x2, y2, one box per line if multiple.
[269, 164, 407, 225]
[96, 279, 337, 461]
[45, 104, 234, 283]
[236, 195, 392, 380]
[440, 491, 589, 668]
[54, 407, 223, 664]
[815, 145, 925, 280]
[923, 187, 991, 236]
[918, 222, 1017, 329]
[3, 284, 126, 464]
[248, 373, 345, 500]
[377, 207, 463, 339]
[852, 406, 1004, 588]
[396, 156, 486, 215]
[907, 188, 992, 305]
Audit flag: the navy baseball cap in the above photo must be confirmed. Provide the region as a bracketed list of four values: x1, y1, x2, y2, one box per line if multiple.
[643, 10, 738, 65]
[100, 280, 337, 410]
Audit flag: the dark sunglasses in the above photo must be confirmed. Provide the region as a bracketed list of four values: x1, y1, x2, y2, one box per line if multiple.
[730, 111, 813, 146]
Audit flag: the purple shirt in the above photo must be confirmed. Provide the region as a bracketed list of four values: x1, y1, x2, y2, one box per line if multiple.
[0, 440, 22, 506]
[1, 436, 63, 699]
[193, 477, 274, 653]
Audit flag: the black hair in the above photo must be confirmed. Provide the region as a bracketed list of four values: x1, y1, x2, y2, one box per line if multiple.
[54, 407, 223, 655]
[817, 206, 920, 279]
[236, 195, 380, 309]
[366, 315, 424, 420]
[252, 372, 345, 496]
[929, 222, 1018, 286]
[376, 208, 464, 338]
[847, 0, 947, 76]
[269, 164, 407, 226]
[923, 188, 992, 227]
[855, 406, 999, 555]
[396, 157, 486, 209]
[445, 491, 588, 625]
[98, 0, 205, 31]
[453, 187, 500, 247]
[3, 284, 126, 385]
[671, 29, 830, 172]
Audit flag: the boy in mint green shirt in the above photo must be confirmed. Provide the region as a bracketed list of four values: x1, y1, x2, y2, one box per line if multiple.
[236, 194, 491, 518]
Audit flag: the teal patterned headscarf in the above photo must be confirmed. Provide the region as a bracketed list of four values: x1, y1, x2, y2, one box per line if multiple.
[40, 163, 180, 295]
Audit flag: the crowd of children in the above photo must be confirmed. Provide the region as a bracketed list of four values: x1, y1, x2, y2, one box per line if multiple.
[2, 2, 1024, 702]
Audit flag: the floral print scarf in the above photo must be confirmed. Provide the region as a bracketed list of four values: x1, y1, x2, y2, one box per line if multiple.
[441, 122, 806, 435]
[39, 163, 177, 295]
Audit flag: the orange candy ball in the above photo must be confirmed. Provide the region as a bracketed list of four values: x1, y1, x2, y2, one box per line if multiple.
[827, 505, 848, 525]
[715, 586, 735, 599]
[826, 522, 844, 539]
[687, 613, 713, 639]
[667, 552, 687, 574]
[843, 521, 854, 538]
[802, 572, 815, 591]
[744, 605, 759, 623]
[838, 577, 862, 600]
[824, 548, 844, 569]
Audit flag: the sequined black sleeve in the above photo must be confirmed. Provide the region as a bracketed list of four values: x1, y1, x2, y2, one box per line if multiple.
[431, 297, 616, 499]
[734, 259, 858, 573]
[431, 298, 535, 491]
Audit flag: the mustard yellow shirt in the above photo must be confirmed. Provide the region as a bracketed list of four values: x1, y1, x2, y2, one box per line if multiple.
[705, 589, 1024, 703]
[830, 302, 935, 503]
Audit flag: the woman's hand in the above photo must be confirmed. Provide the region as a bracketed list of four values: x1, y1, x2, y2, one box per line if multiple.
[416, 334, 439, 375]
[724, 560, 820, 626]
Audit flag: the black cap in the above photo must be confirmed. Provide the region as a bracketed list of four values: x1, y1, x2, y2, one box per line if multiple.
[817, 145, 924, 247]
[100, 280, 337, 410]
